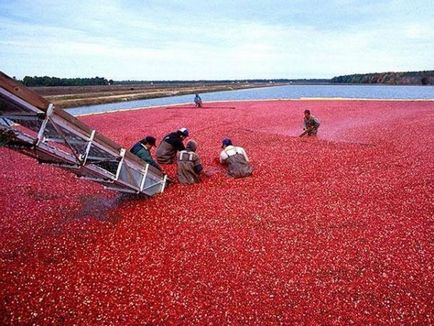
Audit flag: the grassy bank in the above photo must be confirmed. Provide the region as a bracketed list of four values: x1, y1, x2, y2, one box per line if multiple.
[33, 82, 286, 108]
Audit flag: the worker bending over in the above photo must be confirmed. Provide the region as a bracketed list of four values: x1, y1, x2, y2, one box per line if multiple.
[194, 94, 202, 108]
[130, 136, 162, 171]
[302, 109, 320, 136]
[156, 128, 189, 164]
[220, 138, 252, 178]
[177, 140, 203, 184]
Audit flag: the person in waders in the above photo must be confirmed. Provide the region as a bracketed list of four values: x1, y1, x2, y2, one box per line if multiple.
[156, 128, 189, 164]
[301, 109, 320, 136]
[219, 138, 252, 178]
[194, 94, 203, 108]
[177, 140, 203, 184]
[130, 136, 162, 171]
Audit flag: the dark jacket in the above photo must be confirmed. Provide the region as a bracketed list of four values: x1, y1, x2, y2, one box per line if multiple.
[304, 116, 320, 129]
[156, 132, 185, 164]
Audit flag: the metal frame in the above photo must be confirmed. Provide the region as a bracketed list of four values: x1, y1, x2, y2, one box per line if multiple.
[81, 129, 96, 164]
[0, 87, 44, 115]
[0, 76, 167, 197]
[139, 164, 150, 191]
[115, 148, 126, 180]
[36, 103, 53, 145]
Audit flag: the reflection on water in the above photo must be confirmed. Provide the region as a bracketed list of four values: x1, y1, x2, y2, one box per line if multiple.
[67, 84, 434, 116]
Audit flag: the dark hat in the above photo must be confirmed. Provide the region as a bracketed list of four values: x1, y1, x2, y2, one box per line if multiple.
[145, 136, 156, 147]
[222, 138, 232, 148]
[304, 109, 311, 114]
[186, 140, 197, 152]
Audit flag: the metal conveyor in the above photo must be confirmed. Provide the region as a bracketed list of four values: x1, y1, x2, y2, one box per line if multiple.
[0, 71, 167, 196]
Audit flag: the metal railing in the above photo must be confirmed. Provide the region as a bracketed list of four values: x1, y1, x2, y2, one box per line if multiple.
[0, 72, 167, 196]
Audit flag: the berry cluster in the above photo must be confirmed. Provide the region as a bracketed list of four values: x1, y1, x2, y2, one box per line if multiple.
[0, 100, 433, 324]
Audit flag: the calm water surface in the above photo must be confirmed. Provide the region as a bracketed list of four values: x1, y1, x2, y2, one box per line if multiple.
[68, 84, 434, 116]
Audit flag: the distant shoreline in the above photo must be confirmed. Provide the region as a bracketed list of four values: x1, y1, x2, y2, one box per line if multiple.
[33, 82, 289, 108]
[36, 81, 434, 109]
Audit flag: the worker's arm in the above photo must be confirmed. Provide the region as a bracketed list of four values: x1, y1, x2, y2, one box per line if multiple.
[239, 147, 249, 162]
[299, 127, 313, 137]
[174, 139, 185, 151]
[193, 155, 203, 174]
[136, 148, 162, 171]
[149, 159, 162, 171]
[220, 150, 228, 164]
[165, 133, 186, 151]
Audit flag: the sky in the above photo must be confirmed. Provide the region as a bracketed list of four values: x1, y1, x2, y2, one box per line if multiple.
[0, 0, 433, 80]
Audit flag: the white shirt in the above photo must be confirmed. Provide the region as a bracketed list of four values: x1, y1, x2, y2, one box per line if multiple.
[220, 145, 249, 163]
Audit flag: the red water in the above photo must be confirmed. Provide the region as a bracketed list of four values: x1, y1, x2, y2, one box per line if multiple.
[1, 100, 433, 324]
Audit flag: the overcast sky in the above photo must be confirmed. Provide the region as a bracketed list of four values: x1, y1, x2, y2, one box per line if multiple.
[0, 0, 433, 80]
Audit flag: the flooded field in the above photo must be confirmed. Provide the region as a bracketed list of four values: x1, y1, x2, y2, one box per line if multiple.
[1, 99, 433, 324]
[67, 84, 434, 116]
[32, 82, 282, 109]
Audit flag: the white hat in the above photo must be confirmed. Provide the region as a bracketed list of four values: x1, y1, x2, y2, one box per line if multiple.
[178, 128, 189, 136]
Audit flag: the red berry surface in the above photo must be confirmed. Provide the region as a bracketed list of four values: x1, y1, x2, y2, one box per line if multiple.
[1, 100, 433, 324]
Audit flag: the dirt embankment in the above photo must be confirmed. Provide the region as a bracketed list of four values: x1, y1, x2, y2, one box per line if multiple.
[32, 82, 285, 108]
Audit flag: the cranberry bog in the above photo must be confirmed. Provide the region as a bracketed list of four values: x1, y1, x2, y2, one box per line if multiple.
[1, 99, 433, 324]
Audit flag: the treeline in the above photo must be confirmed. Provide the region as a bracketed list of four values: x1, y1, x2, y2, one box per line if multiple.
[331, 70, 434, 85]
[18, 72, 434, 87]
[20, 76, 330, 87]
[22, 76, 111, 87]
[113, 78, 329, 85]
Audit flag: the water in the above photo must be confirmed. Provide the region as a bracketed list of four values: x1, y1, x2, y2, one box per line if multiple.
[67, 84, 434, 116]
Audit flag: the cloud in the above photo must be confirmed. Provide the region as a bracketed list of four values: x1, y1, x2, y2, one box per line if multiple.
[1, 0, 433, 79]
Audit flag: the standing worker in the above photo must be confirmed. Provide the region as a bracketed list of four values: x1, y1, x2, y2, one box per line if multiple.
[177, 140, 203, 184]
[300, 109, 320, 136]
[194, 94, 203, 108]
[130, 136, 162, 171]
[220, 138, 252, 178]
[156, 128, 189, 164]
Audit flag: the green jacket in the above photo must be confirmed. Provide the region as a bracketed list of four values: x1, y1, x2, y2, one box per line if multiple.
[132, 143, 162, 171]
